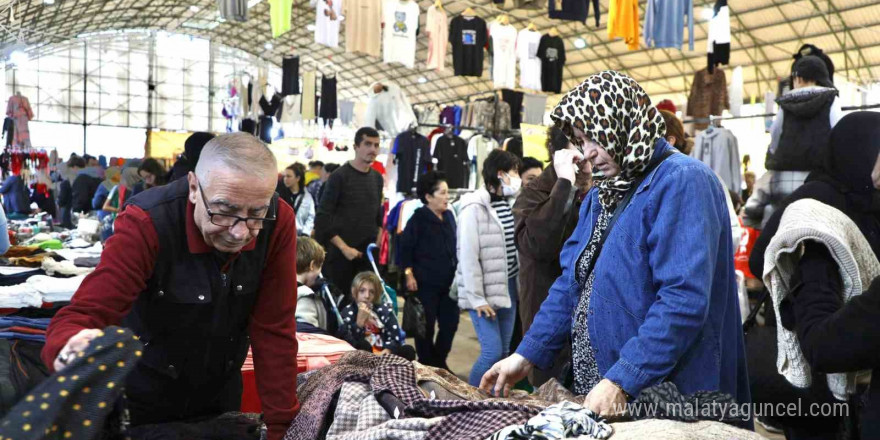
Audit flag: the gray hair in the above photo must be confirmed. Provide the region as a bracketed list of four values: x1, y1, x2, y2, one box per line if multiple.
[195, 133, 278, 183]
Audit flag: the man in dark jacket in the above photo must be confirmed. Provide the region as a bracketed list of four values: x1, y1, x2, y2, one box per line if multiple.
[71, 171, 101, 214]
[43, 133, 299, 440]
[511, 127, 591, 386]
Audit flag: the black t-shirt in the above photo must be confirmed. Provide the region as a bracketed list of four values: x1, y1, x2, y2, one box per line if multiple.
[538, 35, 566, 93]
[433, 135, 470, 189]
[394, 131, 432, 195]
[449, 16, 487, 77]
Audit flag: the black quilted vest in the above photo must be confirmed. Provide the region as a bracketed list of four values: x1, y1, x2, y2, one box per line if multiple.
[120, 178, 276, 422]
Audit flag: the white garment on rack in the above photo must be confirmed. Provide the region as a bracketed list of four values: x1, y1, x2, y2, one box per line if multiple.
[312, 0, 344, 48]
[426, 5, 448, 71]
[281, 95, 303, 123]
[490, 22, 518, 90]
[517, 29, 542, 91]
[729, 66, 743, 117]
[468, 135, 499, 188]
[382, 0, 420, 68]
[364, 82, 417, 136]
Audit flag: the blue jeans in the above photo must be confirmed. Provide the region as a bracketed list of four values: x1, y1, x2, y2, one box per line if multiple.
[468, 277, 518, 387]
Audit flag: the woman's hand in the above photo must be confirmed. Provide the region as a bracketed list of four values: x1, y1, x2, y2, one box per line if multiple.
[479, 353, 534, 397]
[474, 305, 496, 319]
[406, 273, 418, 292]
[355, 302, 372, 328]
[585, 379, 628, 418]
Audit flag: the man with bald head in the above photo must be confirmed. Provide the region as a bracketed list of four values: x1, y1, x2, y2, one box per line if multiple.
[43, 133, 299, 439]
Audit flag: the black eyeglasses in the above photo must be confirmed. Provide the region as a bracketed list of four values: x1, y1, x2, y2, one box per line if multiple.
[197, 182, 277, 230]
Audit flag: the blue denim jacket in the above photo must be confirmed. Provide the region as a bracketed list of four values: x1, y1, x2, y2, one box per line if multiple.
[517, 140, 751, 406]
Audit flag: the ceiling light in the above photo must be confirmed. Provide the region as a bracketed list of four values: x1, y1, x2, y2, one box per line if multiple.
[9, 50, 28, 67]
[307, 24, 316, 32]
[701, 7, 714, 21]
[189, 5, 200, 12]
[43, 0, 55, 5]
[264, 42, 273, 50]
[417, 77, 427, 84]
[573, 38, 587, 49]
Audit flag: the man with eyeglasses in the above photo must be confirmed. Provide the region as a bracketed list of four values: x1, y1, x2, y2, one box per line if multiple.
[42, 133, 299, 440]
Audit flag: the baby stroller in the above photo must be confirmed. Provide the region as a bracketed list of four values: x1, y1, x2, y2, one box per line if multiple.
[366, 243, 405, 339]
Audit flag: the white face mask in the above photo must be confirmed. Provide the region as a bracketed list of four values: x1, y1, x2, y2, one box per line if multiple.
[501, 173, 522, 197]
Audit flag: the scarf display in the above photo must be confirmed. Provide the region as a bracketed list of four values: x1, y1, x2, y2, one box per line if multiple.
[550, 70, 665, 211]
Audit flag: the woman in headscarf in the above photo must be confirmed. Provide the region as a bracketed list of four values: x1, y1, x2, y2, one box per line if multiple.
[480, 71, 750, 418]
[755, 112, 880, 440]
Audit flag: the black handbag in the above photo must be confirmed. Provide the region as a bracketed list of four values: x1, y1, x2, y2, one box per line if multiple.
[402, 293, 427, 339]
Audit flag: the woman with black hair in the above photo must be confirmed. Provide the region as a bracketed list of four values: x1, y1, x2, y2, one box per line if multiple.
[455, 149, 522, 386]
[400, 171, 458, 369]
[280, 163, 315, 236]
[137, 158, 167, 190]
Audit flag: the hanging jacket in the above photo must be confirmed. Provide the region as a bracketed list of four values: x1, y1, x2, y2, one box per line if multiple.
[765, 86, 841, 172]
[364, 83, 417, 136]
[690, 126, 741, 193]
[686, 68, 729, 130]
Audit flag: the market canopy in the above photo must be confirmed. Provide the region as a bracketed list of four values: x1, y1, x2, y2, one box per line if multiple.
[0, 0, 878, 104]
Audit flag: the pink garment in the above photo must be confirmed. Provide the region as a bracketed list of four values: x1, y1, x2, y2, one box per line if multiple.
[242, 333, 355, 373]
[426, 5, 449, 71]
[6, 95, 33, 148]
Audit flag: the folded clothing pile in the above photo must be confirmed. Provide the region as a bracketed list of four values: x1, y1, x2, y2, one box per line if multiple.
[0, 316, 49, 342]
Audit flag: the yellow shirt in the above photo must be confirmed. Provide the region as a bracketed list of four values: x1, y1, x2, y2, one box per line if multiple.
[305, 171, 319, 186]
[608, 0, 640, 51]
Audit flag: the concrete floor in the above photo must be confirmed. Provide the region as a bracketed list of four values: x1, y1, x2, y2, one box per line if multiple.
[403, 307, 784, 440]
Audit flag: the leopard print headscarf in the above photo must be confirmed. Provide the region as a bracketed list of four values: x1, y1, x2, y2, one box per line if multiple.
[550, 71, 666, 211]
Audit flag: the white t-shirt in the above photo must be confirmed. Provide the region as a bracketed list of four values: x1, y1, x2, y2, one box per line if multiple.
[490, 23, 518, 90]
[517, 29, 542, 91]
[312, 0, 344, 48]
[383, 0, 420, 68]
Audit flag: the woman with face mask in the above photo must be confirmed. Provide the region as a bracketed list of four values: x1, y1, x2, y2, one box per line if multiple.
[455, 149, 522, 386]
[479, 71, 750, 421]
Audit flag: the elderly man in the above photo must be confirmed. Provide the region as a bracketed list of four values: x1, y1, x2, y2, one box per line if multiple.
[42, 133, 299, 439]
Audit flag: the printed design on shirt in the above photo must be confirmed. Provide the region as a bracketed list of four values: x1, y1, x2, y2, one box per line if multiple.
[393, 11, 408, 34]
[462, 29, 477, 45]
[546, 47, 559, 62]
[528, 42, 539, 59]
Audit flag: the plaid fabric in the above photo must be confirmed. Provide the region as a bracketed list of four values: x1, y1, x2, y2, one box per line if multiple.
[284, 351, 379, 440]
[370, 355, 542, 440]
[327, 381, 441, 440]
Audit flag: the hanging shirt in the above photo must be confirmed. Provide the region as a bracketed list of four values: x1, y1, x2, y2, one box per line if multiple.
[517, 29, 543, 91]
[312, 0, 344, 48]
[707, 0, 731, 67]
[548, 0, 588, 22]
[433, 135, 470, 189]
[426, 5, 449, 71]
[383, 0, 420, 69]
[608, 0, 640, 50]
[302, 70, 317, 121]
[449, 15, 488, 77]
[537, 34, 566, 93]
[269, 0, 293, 38]
[490, 22, 518, 90]
[643, 0, 694, 50]
[345, 0, 383, 57]
[281, 56, 300, 96]
[217, 0, 248, 22]
[393, 131, 431, 195]
[468, 135, 499, 188]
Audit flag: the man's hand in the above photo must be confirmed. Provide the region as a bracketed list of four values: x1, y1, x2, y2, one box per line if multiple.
[474, 305, 496, 319]
[54, 328, 104, 372]
[585, 379, 628, 418]
[341, 245, 362, 261]
[553, 149, 585, 183]
[479, 353, 534, 397]
[380, 348, 392, 356]
[405, 273, 418, 292]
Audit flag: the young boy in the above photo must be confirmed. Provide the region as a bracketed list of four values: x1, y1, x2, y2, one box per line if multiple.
[338, 272, 415, 360]
[295, 237, 331, 334]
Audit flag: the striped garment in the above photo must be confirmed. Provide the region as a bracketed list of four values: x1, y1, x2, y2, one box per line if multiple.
[491, 200, 519, 278]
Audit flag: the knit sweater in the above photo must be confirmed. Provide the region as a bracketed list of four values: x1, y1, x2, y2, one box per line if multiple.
[314, 163, 384, 250]
[764, 198, 880, 400]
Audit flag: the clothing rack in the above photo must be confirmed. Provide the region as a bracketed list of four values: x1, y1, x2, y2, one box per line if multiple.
[682, 103, 880, 124]
[412, 90, 503, 107]
[418, 122, 520, 137]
